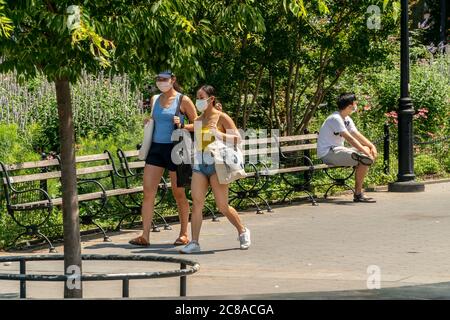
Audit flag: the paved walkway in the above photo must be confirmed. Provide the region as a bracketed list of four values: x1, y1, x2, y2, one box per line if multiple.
[1, 182, 450, 299]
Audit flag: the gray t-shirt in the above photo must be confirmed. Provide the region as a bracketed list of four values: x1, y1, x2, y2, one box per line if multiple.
[317, 111, 358, 158]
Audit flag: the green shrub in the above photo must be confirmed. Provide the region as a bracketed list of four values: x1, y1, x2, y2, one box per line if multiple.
[0, 123, 40, 164]
[444, 156, 450, 173]
[414, 154, 442, 176]
[76, 117, 143, 157]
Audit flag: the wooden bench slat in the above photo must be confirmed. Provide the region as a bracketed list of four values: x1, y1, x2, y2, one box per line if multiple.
[76, 153, 110, 163]
[4, 165, 114, 184]
[243, 143, 317, 156]
[77, 165, 113, 175]
[259, 163, 330, 175]
[105, 187, 143, 197]
[243, 137, 277, 146]
[4, 171, 62, 184]
[124, 162, 146, 170]
[280, 143, 317, 153]
[278, 134, 318, 142]
[122, 150, 139, 157]
[1, 154, 110, 173]
[10, 187, 148, 209]
[244, 147, 279, 156]
[242, 134, 318, 146]
[1, 159, 60, 172]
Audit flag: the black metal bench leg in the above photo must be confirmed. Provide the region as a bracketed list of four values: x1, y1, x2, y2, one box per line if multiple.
[344, 184, 356, 196]
[151, 221, 160, 232]
[324, 183, 355, 199]
[115, 214, 130, 231]
[115, 210, 137, 231]
[204, 204, 219, 222]
[282, 189, 295, 204]
[247, 197, 264, 214]
[36, 230, 57, 253]
[231, 197, 245, 211]
[11, 231, 28, 251]
[153, 210, 172, 231]
[304, 190, 318, 206]
[91, 220, 111, 242]
[256, 194, 273, 212]
[324, 184, 336, 199]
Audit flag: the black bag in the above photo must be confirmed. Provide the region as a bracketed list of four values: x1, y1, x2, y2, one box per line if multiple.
[174, 94, 193, 188]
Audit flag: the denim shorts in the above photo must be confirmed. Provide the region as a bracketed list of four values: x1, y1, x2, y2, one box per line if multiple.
[192, 163, 216, 177]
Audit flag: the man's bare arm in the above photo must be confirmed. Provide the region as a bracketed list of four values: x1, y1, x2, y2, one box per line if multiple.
[351, 131, 378, 158]
[340, 131, 373, 158]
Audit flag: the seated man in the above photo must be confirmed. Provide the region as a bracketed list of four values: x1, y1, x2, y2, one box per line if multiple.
[317, 93, 377, 203]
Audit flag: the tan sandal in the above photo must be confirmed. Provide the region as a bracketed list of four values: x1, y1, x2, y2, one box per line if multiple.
[173, 236, 189, 246]
[129, 236, 150, 247]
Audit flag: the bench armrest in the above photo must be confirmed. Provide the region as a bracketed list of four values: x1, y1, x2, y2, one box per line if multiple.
[7, 187, 53, 207]
[280, 151, 315, 168]
[77, 180, 107, 199]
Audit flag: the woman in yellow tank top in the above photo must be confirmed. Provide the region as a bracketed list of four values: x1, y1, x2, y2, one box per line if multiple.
[196, 125, 216, 151]
[179, 85, 251, 254]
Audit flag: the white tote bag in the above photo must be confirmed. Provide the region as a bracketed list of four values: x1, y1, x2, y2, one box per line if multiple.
[138, 95, 159, 160]
[206, 138, 246, 184]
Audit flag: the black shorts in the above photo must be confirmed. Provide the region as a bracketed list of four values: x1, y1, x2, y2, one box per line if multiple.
[145, 142, 177, 172]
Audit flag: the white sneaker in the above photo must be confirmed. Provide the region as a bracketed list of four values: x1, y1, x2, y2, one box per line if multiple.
[179, 241, 201, 254]
[239, 228, 251, 250]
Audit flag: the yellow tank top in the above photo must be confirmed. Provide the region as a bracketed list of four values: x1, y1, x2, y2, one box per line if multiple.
[195, 113, 225, 151]
[196, 126, 215, 151]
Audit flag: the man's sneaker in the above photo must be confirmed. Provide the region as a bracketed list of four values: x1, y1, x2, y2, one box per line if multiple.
[353, 193, 376, 203]
[351, 152, 374, 166]
[239, 228, 251, 250]
[179, 241, 201, 254]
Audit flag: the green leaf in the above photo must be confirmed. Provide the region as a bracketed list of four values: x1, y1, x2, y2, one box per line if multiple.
[392, 2, 401, 23]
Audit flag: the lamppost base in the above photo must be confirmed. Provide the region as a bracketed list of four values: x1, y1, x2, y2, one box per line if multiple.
[388, 181, 425, 192]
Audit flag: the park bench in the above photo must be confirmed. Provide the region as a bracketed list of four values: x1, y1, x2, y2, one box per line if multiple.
[236, 132, 356, 211]
[115, 148, 219, 227]
[0, 133, 357, 252]
[0, 152, 169, 252]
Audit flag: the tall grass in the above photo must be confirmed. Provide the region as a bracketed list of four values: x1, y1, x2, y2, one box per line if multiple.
[0, 71, 144, 138]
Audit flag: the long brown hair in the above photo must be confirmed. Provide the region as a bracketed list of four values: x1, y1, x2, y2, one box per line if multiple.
[172, 76, 182, 93]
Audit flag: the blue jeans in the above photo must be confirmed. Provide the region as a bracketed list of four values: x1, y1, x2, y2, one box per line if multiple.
[193, 163, 216, 177]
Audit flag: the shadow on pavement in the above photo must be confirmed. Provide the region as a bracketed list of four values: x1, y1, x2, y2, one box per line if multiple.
[0, 293, 19, 299]
[164, 281, 450, 300]
[84, 242, 175, 250]
[317, 199, 357, 205]
[132, 247, 241, 255]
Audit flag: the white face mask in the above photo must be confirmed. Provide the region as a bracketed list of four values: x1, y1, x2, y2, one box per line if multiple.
[156, 81, 173, 93]
[352, 104, 357, 113]
[195, 97, 210, 113]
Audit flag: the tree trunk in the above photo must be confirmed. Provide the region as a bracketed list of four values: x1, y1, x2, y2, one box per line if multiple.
[55, 78, 83, 299]
[241, 78, 250, 130]
[285, 61, 294, 135]
[270, 74, 280, 130]
[244, 65, 264, 128]
[289, 63, 300, 134]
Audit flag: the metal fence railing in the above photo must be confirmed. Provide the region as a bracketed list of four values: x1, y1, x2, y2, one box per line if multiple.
[0, 254, 200, 299]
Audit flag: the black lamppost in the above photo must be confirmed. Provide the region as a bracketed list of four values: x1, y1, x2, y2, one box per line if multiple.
[388, 0, 425, 192]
